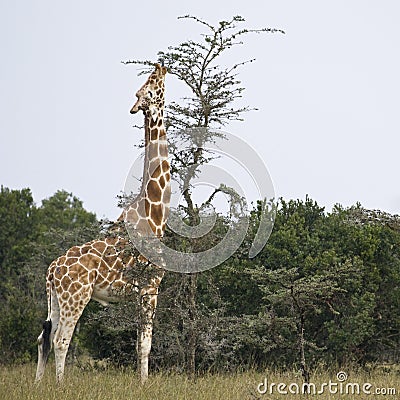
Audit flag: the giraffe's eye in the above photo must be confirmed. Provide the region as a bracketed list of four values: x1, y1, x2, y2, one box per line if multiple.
[148, 91, 153, 98]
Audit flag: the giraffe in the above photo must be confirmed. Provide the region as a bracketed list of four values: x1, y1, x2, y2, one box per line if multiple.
[35, 63, 170, 384]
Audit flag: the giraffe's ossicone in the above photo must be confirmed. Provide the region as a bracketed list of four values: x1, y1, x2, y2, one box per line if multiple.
[35, 64, 170, 384]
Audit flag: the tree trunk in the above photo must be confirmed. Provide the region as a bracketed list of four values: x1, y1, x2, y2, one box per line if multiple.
[298, 315, 310, 383]
[182, 184, 200, 377]
[187, 272, 198, 377]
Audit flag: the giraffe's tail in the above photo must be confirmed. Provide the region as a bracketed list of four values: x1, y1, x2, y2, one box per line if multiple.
[41, 320, 52, 361]
[35, 319, 52, 382]
[36, 273, 56, 382]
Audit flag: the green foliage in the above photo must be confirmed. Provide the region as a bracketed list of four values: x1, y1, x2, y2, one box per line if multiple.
[0, 187, 38, 362]
[81, 302, 138, 367]
[0, 186, 36, 276]
[36, 190, 97, 234]
[240, 199, 400, 369]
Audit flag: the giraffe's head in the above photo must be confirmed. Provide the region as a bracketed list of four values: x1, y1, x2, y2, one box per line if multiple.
[130, 63, 167, 120]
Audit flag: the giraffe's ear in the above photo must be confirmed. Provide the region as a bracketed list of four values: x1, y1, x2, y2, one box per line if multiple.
[149, 105, 158, 122]
[161, 66, 167, 75]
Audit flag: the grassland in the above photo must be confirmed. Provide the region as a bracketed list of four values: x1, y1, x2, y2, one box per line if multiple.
[0, 364, 398, 400]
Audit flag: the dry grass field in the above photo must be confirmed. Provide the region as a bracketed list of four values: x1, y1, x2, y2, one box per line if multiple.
[0, 364, 398, 400]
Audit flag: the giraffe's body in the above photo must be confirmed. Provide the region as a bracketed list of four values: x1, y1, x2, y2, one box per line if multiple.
[36, 64, 170, 383]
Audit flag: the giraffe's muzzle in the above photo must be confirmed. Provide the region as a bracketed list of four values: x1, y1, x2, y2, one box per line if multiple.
[130, 100, 141, 114]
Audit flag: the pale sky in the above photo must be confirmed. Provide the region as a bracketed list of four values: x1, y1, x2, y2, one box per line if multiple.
[1, 1, 399, 219]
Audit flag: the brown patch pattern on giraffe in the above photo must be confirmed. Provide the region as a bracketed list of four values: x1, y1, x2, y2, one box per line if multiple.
[146, 179, 162, 202]
[150, 128, 159, 141]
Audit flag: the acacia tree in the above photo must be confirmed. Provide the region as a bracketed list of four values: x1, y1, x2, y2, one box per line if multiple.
[123, 15, 284, 375]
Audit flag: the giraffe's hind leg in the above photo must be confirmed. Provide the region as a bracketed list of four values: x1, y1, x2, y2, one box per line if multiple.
[53, 285, 93, 383]
[36, 281, 60, 382]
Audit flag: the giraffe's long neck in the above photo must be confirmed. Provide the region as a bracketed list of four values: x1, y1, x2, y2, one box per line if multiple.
[142, 108, 169, 196]
[122, 108, 171, 238]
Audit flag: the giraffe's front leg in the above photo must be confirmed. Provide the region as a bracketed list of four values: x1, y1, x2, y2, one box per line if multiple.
[137, 291, 158, 383]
